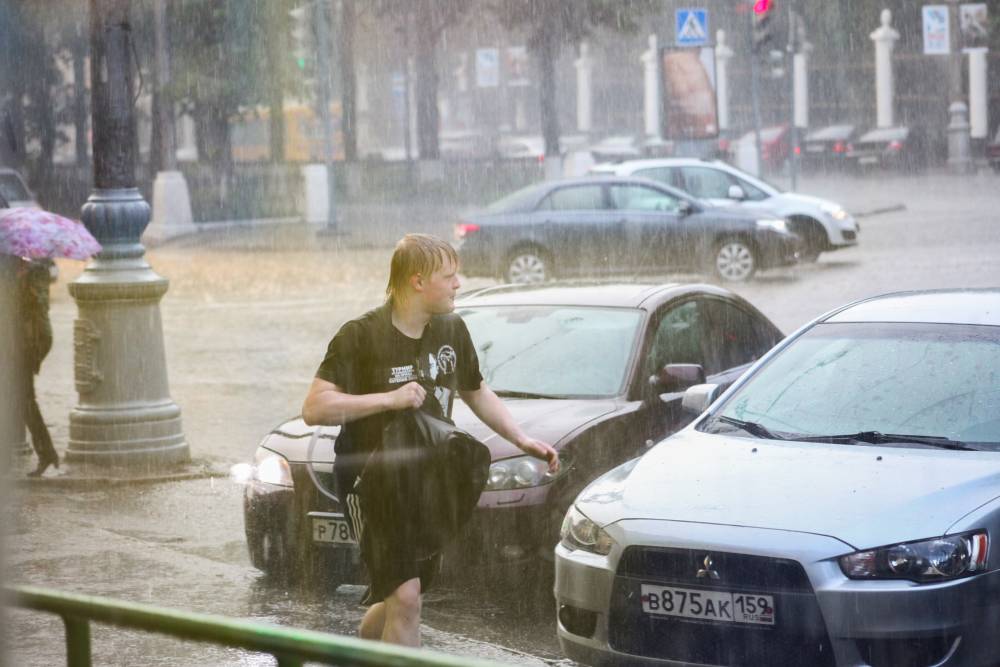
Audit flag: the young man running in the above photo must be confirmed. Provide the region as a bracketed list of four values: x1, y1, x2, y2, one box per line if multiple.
[302, 234, 558, 646]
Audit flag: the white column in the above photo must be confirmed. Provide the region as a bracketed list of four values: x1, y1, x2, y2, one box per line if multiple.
[967, 47, 989, 139]
[641, 34, 660, 139]
[869, 9, 899, 129]
[575, 41, 594, 133]
[356, 62, 372, 148]
[793, 41, 812, 129]
[715, 30, 733, 131]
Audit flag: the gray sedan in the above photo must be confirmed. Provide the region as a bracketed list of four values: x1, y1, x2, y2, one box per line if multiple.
[456, 177, 800, 283]
[555, 289, 1000, 666]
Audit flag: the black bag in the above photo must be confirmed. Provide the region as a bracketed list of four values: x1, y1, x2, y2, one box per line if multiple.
[357, 408, 490, 559]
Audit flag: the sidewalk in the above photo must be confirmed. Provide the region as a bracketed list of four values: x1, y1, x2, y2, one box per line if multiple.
[150, 201, 463, 251]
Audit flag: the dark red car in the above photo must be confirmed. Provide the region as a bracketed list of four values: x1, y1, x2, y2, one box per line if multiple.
[987, 125, 1000, 173]
[238, 282, 783, 588]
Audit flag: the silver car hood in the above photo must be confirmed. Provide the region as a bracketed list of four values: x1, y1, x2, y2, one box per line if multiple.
[577, 430, 1000, 550]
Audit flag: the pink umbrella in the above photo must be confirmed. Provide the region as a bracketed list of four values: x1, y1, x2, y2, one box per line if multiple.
[0, 208, 101, 260]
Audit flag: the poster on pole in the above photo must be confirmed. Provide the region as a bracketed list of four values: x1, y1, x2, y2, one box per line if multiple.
[922, 5, 950, 54]
[505, 46, 531, 87]
[660, 47, 718, 140]
[475, 48, 499, 88]
[959, 3, 988, 49]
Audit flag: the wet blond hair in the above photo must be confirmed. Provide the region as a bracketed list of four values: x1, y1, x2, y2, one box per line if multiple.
[386, 234, 459, 304]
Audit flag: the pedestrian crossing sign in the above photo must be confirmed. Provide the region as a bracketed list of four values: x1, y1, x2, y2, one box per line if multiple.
[676, 8, 709, 47]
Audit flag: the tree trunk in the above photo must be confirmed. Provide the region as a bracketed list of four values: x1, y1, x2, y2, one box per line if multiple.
[266, 1, 285, 162]
[339, 0, 357, 162]
[536, 26, 560, 157]
[413, 0, 439, 160]
[72, 21, 89, 166]
[27, 29, 56, 183]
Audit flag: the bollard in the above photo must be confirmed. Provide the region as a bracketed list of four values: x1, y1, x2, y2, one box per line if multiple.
[947, 101, 973, 173]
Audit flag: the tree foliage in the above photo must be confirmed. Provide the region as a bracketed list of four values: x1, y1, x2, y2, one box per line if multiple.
[492, 0, 656, 156]
[376, 0, 471, 159]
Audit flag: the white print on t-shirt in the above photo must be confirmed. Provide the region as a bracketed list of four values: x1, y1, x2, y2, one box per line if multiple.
[437, 346, 457, 374]
[427, 353, 439, 381]
[388, 364, 416, 384]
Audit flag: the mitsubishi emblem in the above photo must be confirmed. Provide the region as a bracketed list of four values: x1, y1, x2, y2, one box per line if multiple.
[696, 554, 720, 580]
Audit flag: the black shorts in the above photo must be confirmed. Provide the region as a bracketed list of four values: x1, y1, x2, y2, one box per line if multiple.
[339, 477, 441, 606]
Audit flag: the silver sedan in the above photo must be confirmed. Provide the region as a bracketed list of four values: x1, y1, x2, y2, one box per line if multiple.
[555, 289, 1000, 667]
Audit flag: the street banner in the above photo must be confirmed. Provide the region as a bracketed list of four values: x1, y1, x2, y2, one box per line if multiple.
[660, 47, 718, 140]
[506, 46, 531, 87]
[475, 48, 499, 88]
[922, 5, 950, 54]
[959, 3, 988, 49]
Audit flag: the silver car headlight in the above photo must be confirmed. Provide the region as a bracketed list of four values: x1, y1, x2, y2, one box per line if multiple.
[755, 218, 788, 233]
[560, 505, 614, 555]
[839, 532, 988, 583]
[253, 447, 294, 487]
[820, 202, 849, 221]
[485, 453, 568, 491]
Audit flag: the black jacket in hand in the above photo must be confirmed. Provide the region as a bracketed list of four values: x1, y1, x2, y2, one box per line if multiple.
[357, 407, 491, 560]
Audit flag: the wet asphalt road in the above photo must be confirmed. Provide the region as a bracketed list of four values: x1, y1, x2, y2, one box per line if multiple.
[5, 170, 1000, 666]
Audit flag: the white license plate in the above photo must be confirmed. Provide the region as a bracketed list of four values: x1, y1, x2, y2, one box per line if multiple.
[312, 516, 357, 545]
[805, 145, 824, 153]
[640, 584, 775, 626]
[858, 155, 879, 165]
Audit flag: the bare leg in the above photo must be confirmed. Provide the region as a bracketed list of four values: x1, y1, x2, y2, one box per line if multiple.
[381, 578, 422, 646]
[359, 602, 386, 640]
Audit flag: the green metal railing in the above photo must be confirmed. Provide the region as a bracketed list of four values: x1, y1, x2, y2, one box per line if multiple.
[6, 585, 511, 667]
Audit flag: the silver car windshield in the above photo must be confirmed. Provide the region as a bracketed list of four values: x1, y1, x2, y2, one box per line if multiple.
[458, 306, 642, 399]
[708, 322, 1000, 447]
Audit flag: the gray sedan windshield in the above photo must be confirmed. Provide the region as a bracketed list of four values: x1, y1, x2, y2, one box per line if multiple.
[459, 306, 641, 398]
[709, 322, 1000, 447]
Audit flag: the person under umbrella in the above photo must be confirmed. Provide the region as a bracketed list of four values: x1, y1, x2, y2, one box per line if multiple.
[17, 256, 58, 476]
[0, 205, 101, 476]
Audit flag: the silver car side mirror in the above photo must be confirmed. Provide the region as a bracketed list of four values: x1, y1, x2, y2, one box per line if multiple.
[727, 184, 746, 200]
[681, 383, 721, 416]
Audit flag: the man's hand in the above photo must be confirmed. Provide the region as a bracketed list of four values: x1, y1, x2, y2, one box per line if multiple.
[517, 437, 560, 474]
[385, 381, 426, 411]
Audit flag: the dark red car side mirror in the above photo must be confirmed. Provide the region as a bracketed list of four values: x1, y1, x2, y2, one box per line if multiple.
[649, 363, 706, 393]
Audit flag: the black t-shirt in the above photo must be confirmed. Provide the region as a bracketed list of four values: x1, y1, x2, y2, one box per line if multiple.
[315, 303, 483, 484]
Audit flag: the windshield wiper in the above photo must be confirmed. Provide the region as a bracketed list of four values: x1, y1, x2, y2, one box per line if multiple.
[493, 389, 564, 400]
[711, 416, 787, 440]
[797, 431, 978, 451]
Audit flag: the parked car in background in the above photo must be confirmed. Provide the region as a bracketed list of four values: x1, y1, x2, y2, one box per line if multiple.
[847, 125, 934, 171]
[987, 125, 1000, 172]
[555, 288, 1000, 667]
[497, 135, 548, 161]
[587, 135, 674, 163]
[590, 158, 858, 262]
[456, 176, 800, 283]
[239, 282, 783, 587]
[0, 167, 39, 208]
[800, 124, 857, 171]
[0, 167, 55, 281]
[733, 125, 789, 173]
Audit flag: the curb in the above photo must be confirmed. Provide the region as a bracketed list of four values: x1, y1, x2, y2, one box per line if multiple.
[10, 460, 231, 490]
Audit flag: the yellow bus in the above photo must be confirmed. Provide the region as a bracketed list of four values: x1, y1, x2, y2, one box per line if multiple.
[230, 103, 344, 162]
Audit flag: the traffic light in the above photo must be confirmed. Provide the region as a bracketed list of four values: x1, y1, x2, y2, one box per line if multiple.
[289, 5, 314, 74]
[752, 0, 773, 54]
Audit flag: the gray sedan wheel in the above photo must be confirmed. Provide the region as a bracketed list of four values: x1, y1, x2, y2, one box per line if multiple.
[714, 239, 757, 282]
[506, 249, 549, 284]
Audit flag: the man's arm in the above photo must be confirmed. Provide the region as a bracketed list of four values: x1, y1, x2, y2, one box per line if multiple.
[459, 382, 559, 473]
[302, 377, 425, 426]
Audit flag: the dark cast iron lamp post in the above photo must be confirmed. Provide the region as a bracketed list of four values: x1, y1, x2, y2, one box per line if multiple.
[66, 0, 188, 468]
